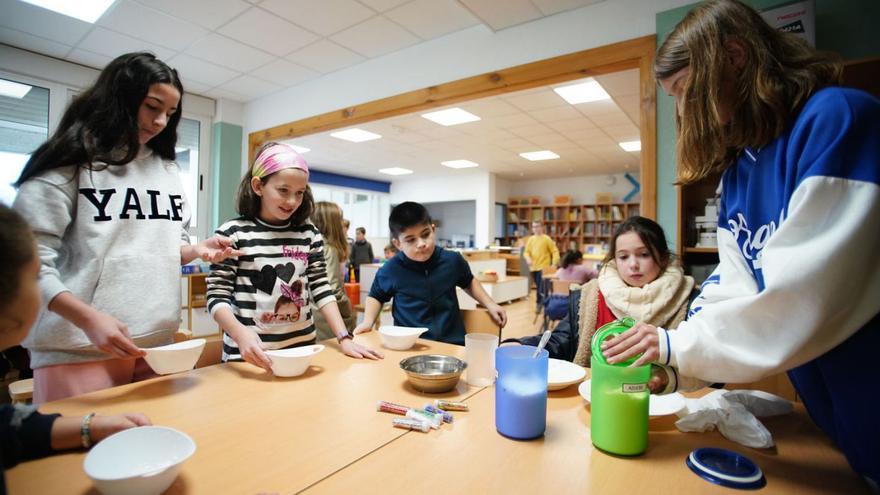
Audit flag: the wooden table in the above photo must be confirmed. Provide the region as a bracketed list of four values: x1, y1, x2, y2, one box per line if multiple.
[304, 379, 868, 494]
[7, 335, 868, 494]
[6, 334, 476, 494]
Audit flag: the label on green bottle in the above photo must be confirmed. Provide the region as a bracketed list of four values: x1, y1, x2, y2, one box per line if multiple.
[622, 383, 647, 393]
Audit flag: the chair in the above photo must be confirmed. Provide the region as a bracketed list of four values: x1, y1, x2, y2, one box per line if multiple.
[542, 279, 572, 332]
[9, 378, 33, 405]
[550, 279, 573, 296]
[461, 308, 502, 341]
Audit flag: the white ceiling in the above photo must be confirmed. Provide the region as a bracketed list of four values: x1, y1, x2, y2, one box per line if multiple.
[0, 0, 639, 182]
[283, 69, 640, 182]
[0, 0, 607, 102]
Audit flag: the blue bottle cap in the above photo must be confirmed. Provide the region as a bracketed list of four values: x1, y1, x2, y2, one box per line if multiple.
[686, 448, 766, 490]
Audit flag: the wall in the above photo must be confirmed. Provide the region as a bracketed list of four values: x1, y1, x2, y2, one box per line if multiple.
[0, 44, 216, 117]
[504, 172, 638, 205]
[424, 200, 476, 247]
[655, 0, 880, 247]
[211, 122, 242, 232]
[389, 170, 493, 247]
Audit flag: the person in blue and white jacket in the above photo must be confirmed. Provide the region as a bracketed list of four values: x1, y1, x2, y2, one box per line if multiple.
[601, 0, 879, 487]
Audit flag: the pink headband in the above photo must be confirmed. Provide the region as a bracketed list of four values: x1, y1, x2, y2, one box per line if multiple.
[252, 143, 309, 179]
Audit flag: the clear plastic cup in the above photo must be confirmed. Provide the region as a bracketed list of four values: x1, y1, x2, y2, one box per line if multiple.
[465, 333, 498, 386]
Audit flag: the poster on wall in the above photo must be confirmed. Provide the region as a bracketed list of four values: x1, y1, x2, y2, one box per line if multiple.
[760, 0, 816, 47]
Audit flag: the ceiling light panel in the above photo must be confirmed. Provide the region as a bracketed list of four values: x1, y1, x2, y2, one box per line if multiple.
[421, 107, 481, 126]
[553, 79, 611, 105]
[378, 167, 413, 176]
[21, 0, 116, 23]
[330, 128, 382, 143]
[618, 140, 641, 152]
[519, 150, 560, 161]
[441, 159, 479, 169]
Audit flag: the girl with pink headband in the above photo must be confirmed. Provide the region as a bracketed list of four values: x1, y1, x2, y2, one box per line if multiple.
[207, 142, 383, 371]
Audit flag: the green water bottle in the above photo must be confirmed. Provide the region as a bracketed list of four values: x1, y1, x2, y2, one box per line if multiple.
[589, 317, 650, 456]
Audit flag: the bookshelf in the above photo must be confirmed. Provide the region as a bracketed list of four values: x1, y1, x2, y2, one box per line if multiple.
[506, 200, 640, 252]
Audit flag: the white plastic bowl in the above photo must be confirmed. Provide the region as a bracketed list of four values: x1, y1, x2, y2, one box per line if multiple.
[547, 358, 587, 391]
[83, 426, 196, 495]
[265, 344, 324, 377]
[378, 326, 428, 350]
[142, 339, 206, 375]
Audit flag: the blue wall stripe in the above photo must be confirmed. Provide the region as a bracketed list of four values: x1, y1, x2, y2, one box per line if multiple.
[309, 169, 390, 193]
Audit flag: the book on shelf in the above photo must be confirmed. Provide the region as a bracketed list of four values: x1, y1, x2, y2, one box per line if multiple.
[612, 205, 623, 221]
[584, 208, 596, 220]
[530, 209, 542, 221]
[544, 209, 553, 221]
[584, 222, 595, 235]
[508, 211, 519, 222]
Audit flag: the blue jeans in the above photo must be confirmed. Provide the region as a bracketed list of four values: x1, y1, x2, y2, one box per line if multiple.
[530, 270, 543, 309]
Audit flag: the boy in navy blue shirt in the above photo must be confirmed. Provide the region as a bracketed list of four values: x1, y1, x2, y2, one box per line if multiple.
[354, 202, 506, 345]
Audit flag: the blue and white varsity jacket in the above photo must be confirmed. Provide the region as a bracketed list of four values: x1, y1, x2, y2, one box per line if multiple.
[657, 87, 880, 386]
[658, 87, 880, 481]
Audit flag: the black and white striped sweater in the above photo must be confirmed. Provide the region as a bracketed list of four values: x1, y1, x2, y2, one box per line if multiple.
[207, 216, 336, 361]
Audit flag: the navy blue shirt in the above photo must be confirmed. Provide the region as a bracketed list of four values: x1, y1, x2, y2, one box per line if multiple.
[368, 247, 473, 345]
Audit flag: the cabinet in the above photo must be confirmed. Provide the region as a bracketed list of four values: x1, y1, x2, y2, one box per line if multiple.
[181, 273, 219, 337]
[506, 202, 640, 252]
[676, 171, 722, 286]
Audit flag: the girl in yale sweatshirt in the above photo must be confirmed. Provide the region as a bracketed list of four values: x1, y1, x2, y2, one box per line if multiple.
[13, 52, 241, 404]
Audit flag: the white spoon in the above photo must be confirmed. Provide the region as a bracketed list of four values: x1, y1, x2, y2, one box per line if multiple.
[533, 330, 552, 358]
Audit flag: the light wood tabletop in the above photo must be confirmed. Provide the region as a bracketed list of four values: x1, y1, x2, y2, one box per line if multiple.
[6, 334, 869, 494]
[304, 373, 868, 495]
[5, 333, 479, 494]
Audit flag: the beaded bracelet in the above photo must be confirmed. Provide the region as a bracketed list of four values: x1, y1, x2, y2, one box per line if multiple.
[81, 412, 96, 449]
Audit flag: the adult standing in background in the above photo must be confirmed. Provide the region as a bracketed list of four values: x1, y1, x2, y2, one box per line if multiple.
[523, 220, 559, 311]
[349, 226, 374, 283]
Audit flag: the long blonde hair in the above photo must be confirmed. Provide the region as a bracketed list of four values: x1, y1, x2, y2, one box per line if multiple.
[655, 0, 841, 185]
[311, 201, 349, 261]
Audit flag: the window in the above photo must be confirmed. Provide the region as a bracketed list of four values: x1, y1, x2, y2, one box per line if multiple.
[0, 77, 49, 204]
[176, 117, 202, 233]
[311, 184, 391, 241]
[0, 66, 213, 239]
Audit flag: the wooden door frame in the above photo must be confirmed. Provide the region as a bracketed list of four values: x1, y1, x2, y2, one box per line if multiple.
[248, 35, 657, 218]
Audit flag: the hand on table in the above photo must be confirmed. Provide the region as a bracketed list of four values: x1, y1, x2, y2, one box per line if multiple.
[236, 331, 274, 372]
[340, 338, 384, 360]
[352, 322, 373, 335]
[90, 413, 152, 444]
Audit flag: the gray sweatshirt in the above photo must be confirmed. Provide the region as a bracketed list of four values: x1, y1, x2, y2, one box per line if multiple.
[13, 148, 190, 368]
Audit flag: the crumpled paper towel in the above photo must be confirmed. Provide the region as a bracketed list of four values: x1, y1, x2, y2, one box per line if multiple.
[675, 389, 793, 448]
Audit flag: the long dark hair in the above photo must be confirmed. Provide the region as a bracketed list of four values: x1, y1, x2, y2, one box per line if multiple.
[602, 216, 672, 272]
[15, 52, 184, 186]
[560, 249, 583, 269]
[655, 0, 841, 184]
[0, 204, 35, 312]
